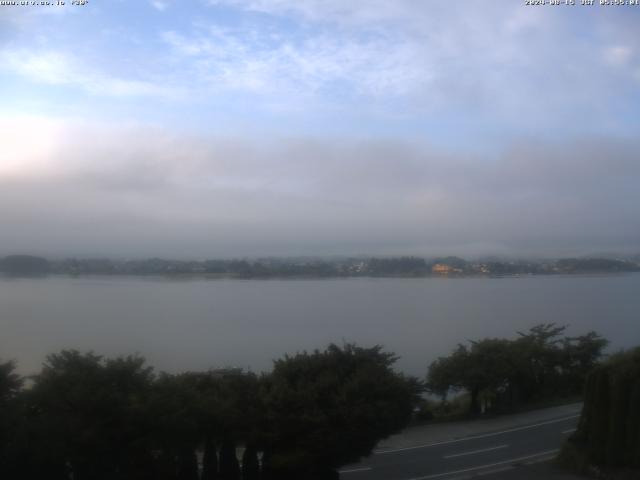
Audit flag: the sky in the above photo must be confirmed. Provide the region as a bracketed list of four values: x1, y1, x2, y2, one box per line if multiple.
[0, 0, 639, 259]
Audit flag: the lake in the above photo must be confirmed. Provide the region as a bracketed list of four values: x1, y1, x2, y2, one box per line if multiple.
[1, 274, 639, 376]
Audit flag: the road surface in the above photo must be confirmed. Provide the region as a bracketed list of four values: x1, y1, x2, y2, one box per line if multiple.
[339, 404, 582, 480]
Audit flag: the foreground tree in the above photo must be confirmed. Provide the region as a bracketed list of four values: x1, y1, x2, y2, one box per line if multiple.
[0, 360, 22, 401]
[427, 324, 608, 414]
[560, 332, 610, 395]
[560, 347, 640, 474]
[427, 340, 514, 414]
[0, 360, 24, 478]
[26, 351, 155, 480]
[2, 344, 419, 479]
[261, 344, 422, 479]
[512, 323, 569, 401]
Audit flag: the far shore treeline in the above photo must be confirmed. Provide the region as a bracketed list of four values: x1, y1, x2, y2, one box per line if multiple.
[1, 254, 639, 278]
[0, 325, 612, 479]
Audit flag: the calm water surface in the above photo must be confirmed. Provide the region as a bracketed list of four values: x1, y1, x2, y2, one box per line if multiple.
[1, 274, 639, 376]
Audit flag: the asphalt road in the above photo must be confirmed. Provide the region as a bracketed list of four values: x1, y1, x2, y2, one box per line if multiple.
[339, 412, 581, 480]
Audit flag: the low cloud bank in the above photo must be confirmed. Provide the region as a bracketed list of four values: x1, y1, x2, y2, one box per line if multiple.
[0, 117, 637, 258]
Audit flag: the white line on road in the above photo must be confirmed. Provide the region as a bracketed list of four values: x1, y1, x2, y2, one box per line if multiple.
[339, 466, 373, 474]
[375, 414, 580, 454]
[407, 449, 559, 480]
[443, 444, 508, 459]
[562, 428, 577, 434]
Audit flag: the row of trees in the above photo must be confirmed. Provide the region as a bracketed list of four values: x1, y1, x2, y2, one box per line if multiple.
[4, 254, 638, 278]
[426, 324, 608, 414]
[0, 344, 421, 480]
[0, 325, 612, 478]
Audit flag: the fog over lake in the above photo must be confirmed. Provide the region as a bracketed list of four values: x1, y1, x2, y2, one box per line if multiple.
[2, 274, 639, 377]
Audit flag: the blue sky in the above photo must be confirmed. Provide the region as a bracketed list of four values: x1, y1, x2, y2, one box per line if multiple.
[0, 1, 639, 257]
[3, 1, 639, 142]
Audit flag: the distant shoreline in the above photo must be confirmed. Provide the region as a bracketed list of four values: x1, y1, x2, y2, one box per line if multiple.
[2, 271, 639, 282]
[1, 254, 639, 279]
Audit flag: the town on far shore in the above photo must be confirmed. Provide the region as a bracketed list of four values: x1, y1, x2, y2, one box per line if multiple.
[1, 254, 639, 278]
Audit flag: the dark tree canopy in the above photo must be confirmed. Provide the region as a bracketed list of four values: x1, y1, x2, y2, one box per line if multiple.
[0, 360, 22, 402]
[0, 360, 24, 477]
[427, 324, 608, 414]
[261, 343, 422, 478]
[561, 347, 640, 472]
[0, 344, 420, 480]
[26, 351, 156, 480]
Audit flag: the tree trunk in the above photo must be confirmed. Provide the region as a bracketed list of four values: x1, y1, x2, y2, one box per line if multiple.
[177, 447, 199, 480]
[260, 449, 274, 480]
[155, 451, 178, 480]
[241, 445, 260, 480]
[469, 386, 481, 415]
[219, 438, 240, 480]
[202, 438, 218, 480]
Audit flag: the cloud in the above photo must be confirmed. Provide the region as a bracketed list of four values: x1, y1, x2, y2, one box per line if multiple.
[208, 0, 450, 26]
[4, 0, 640, 132]
[1, 4, 638, 260]
[0, 49, 181, 99]
[604, 45, 633, 66]
[0, 116, 638, 258]
[150, 1, 169, 11]
[161, 27, 426, 99]
[156, 1, 640, 127]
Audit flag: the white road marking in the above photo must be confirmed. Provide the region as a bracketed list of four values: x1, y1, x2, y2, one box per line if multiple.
[443, 444, 508, 459]
[375, 414, 580, 454]
[407, 449, 559, 480]
[339, 466, 373, 474]
[562, 428, 577, 434]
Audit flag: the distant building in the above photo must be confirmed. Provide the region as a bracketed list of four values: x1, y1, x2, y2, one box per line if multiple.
[475, 264, 490, 274]
[432, 263, 452, 274]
